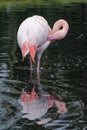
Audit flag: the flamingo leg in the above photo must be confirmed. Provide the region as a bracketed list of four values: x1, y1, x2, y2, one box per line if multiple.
[36, 41, 50, 83]
[36, 41, 50, 72]
[37, 58, 40, 72]
[29, 56, 33, 70]
[37, 58, 41, 83]
[29, 56, 33, 82]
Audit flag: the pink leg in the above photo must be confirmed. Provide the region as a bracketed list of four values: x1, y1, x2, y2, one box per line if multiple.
[29, 56, 33, 70]
[29, 56, 33, 82]
[37, 71, 40, 84]
[37, 58, 41, 83]
[37, 58, 40, 72]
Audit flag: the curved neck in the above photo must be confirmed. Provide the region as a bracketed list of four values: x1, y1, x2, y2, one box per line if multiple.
[48, 19, 69, 41]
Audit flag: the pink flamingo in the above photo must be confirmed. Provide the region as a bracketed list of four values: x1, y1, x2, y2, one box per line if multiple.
[17, 15, 69, 72]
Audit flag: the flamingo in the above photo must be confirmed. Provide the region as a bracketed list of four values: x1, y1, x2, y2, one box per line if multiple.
[17, 15, 69, 72]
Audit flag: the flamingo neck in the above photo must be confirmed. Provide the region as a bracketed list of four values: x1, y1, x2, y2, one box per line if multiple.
[48, 19, 69, 41]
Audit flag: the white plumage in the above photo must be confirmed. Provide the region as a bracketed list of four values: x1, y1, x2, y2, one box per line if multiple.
[17, 15, 50, 57]
[17, 15, 69, 72]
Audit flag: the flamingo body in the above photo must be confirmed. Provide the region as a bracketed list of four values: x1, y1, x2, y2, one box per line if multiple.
[17, 15, 50, 60]
[17, 15, 69, 72]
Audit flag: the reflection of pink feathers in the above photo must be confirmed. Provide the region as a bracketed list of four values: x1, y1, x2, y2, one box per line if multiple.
[19, 86, 68, 123]
[19, 87, 50, 120]
[20, 87, 38, 104]
[54, 100, 67, 113]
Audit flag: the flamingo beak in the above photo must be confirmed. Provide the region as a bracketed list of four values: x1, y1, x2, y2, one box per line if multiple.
[48, 34, 57, 41]
[29, 44, 37, 63]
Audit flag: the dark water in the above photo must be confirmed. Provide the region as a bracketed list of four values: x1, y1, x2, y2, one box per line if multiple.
[0, 3, 87, 130]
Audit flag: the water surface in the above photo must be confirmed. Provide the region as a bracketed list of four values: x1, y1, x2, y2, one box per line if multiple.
[0, 3, 87, 130]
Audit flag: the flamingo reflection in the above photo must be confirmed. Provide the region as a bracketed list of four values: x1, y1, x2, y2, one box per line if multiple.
[19, 85, 67, 125]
